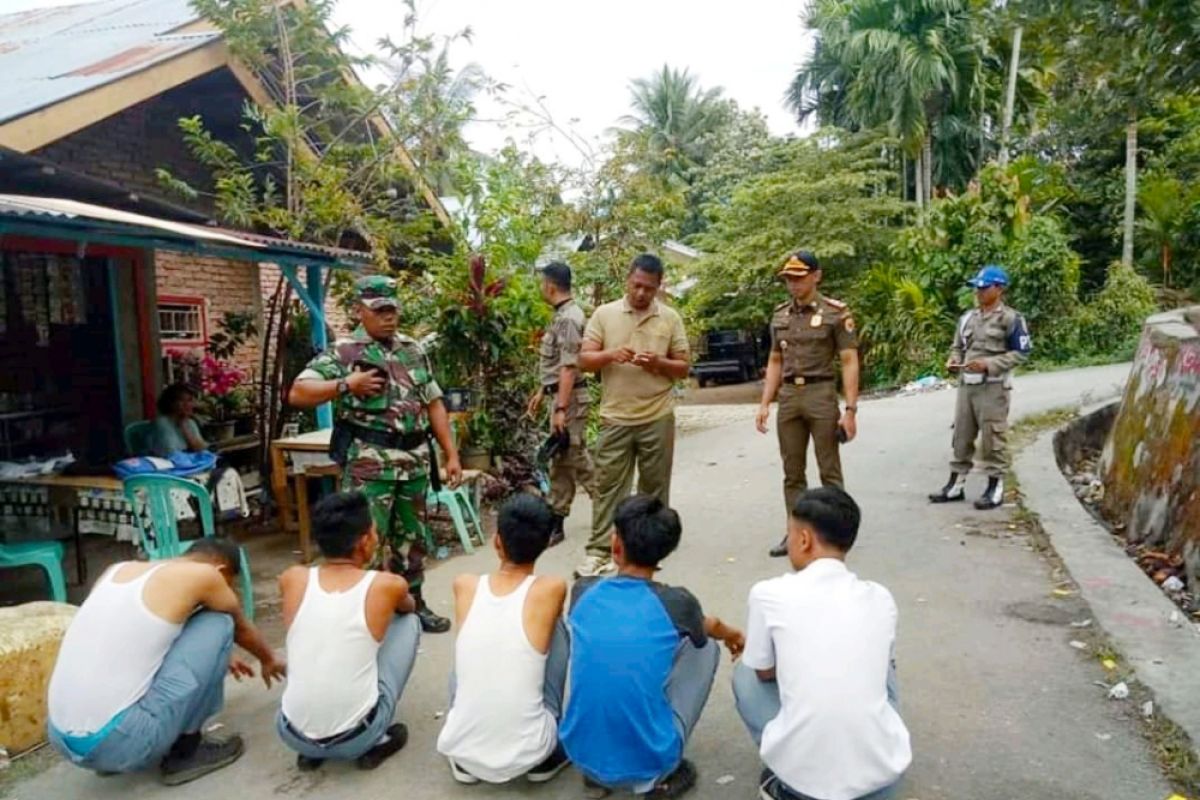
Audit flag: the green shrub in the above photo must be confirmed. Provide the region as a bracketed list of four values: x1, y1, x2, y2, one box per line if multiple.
[1076, 262, 1158, 358]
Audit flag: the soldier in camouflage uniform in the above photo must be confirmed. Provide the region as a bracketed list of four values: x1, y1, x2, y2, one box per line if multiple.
[929, 265, 1032, 510]
[290, 275, 462, 633]
[755, 251, 860, 557]
[525, 262, 594, 545]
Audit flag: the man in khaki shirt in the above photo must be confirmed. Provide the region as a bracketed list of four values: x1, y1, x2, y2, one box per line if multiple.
[576, 254, 690, 577]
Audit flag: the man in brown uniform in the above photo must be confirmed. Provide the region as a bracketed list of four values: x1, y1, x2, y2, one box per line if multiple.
[928, 265, 1031, 510]
[576, 253, 691, 577]
[755, 251, 859, 557]
[526, 262, 594, 545]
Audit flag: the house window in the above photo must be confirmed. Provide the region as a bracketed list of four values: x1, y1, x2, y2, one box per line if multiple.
[158, 296, 207, 346]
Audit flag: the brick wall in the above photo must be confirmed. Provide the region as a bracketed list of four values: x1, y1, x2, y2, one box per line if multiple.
[156, 250, 263, 376]
[34, 92, 218, 218]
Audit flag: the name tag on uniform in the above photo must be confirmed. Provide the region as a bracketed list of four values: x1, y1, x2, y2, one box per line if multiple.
[962, 372, 985, 385]
[810, 314, 822, 327]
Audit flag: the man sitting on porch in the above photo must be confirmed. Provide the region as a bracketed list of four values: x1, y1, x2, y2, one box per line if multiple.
[47, 539, 284, 785]
[276, 491, 421, 771]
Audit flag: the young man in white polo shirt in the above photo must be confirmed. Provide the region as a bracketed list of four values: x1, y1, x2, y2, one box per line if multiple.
[733, 487, 911, 800]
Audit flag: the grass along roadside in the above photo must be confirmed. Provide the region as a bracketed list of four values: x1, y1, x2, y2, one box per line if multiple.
[1007, 407, 1200, 796]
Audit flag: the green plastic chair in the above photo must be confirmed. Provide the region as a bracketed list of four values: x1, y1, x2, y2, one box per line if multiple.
[122, 474, 254, 620]
[426, 483, 485, 553]
[0, 541, 67, 602]
[124, 421, 156, 456]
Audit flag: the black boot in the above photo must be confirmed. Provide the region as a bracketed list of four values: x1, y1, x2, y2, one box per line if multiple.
[974, 476, 1004, 510]
[928, 472, 966, 503]
[413, 589, 451, 633]
[768, 536, 788, 558]
[548, 514, 566, 548]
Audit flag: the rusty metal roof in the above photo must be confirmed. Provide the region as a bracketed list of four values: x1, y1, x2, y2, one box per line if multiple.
[0, 0, 217, 126]
[0, 193, 369, 265]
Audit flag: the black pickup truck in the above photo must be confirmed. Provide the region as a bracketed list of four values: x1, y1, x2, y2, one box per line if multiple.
[691, 329, 768, 387]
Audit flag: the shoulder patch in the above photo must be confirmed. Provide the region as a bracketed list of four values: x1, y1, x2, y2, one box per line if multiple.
[773, 300, 791, 311]
[823, 296, 847, 310]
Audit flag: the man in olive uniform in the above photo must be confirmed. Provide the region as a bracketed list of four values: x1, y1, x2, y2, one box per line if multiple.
[289, 275, 462, 633]
[576, 253, 691, 577]
[525, 261, 594, 545]
[929, 265, 1032, 510]
[755, 251, 859, 557]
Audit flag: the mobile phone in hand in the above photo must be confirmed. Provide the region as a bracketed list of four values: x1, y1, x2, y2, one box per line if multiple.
[836, 425, 848, 444]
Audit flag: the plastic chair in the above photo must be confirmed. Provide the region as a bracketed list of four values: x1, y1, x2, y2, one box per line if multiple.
[426, 483, 485, 553]
[124, 421, 156, 456]
[122, 474, 254, 620]
[0, 541, 67, 602]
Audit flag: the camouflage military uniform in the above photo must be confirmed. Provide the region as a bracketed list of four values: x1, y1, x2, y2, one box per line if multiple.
[769, 293, 858, 513]
[297, 326, 442, 589]
[539, 298, 595, 517]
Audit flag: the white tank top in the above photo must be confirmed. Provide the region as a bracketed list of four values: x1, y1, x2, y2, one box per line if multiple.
[48, 563, 183, 734]
[281, 568, 381, 739]
[437, 575, 556, 782]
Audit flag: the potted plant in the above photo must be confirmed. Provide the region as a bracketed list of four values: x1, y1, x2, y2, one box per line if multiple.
[197, 355, 247, 443]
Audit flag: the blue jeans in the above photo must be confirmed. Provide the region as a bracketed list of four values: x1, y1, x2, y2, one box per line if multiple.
[48, 611, 234, 773]
[732, 661, 901, 800]
[448, 619, 570, 719]
[277, 614, 420, 761]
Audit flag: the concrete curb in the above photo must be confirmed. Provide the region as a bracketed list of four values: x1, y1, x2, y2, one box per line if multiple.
[1016, 426, 1200, 752]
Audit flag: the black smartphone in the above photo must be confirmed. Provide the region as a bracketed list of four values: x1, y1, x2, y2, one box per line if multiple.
[836, 425, 849, 444]
[353, 360, 387, 380]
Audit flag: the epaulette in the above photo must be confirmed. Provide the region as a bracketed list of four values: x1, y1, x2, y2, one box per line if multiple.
[393, 332, 418, 345]
[773, 300, 792, 312]
[823, 296, 847, 310]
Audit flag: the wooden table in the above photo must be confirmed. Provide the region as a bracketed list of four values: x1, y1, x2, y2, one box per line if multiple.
[2, 473, 126, 583]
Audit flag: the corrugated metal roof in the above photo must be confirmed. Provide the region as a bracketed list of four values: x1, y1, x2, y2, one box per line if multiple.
[0, 193, 370, 264]
[0, 0, 216, 126]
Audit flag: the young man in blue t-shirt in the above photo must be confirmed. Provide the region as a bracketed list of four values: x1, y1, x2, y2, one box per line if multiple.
[560, 495, 745, 797]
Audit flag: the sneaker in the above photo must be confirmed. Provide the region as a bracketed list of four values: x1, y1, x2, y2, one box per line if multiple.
[574, 555, 615, 578]
[356, 723, 408, 770]
[448, 758, 481, 785]
[647, 759, 697, 800]
[526, 746, 570, 783]
[296, 755, 324, 772]
[929, 472, 967, 503]
[416, 602, 452, 634]
[159, 734, 245, 786]
[974, 476, 1004, 510]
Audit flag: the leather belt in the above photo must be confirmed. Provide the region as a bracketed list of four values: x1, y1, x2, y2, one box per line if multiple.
[284, 702, 378, 747]
[543, 379, 590, 395]
[785, 375, 835, 385]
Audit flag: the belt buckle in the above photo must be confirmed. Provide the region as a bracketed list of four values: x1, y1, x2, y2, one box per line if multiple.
[793, 376, 806, 386]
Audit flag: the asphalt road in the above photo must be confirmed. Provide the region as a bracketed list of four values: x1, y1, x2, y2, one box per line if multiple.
[10, 363, 1173, 800]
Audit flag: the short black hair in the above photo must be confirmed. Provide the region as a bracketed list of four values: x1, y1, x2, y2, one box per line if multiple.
[613, 494, 681, 567]
[790, 486, 860, 552]
[540, 261, 572, 292]
[497, 493, 555, 564]
[628, 253, 664, 280]
[187, 537, 242, 575]
[312, 491, 373, 558]
[790, 250, 821, 271]
[157, 383, 196, 415]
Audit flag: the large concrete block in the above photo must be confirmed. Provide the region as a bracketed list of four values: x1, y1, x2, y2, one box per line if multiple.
[0, 602, 76, 754]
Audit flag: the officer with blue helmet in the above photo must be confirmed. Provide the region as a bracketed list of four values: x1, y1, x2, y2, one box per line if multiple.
[929, 265, 1032, 510]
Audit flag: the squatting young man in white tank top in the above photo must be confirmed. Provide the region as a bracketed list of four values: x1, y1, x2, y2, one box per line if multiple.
[437, 493, 571, 784]
[47, 538, 284, 785]
[276, 491, 421, 771]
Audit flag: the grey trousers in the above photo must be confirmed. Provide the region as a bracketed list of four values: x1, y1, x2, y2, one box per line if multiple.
[277, 614, 421, 761]
[48, 611, 234, 773]
[449, 619, 570, 719]
[731, 661, 900, 800]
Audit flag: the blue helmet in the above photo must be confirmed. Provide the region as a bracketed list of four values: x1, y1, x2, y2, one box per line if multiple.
[966, 265, 1009, 289]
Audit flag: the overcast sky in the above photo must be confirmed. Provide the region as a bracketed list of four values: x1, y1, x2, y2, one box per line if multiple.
[0, 0, 813, 168]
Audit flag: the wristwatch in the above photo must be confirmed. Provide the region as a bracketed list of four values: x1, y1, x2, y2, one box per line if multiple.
[336, 378, 350, 396]
[554, 405, 568, 413]
[844, 404, 858, 412]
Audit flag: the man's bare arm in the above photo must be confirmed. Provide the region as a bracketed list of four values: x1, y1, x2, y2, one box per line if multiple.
[199, 570, 285, 686]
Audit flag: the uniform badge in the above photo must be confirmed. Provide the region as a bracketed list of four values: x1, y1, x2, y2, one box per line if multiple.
[810, 314, 823, 327]
[844, 317, 856, 333]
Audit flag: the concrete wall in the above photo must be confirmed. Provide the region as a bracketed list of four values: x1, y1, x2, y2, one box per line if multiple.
[1100, 307, 1200, 586]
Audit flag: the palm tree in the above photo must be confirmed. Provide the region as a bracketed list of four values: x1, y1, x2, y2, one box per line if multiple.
[788, 0, 983, 207]
[620, 65, 726, 183]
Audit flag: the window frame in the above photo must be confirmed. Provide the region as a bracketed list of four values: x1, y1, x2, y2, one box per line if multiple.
[157, 294, 209, 347]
